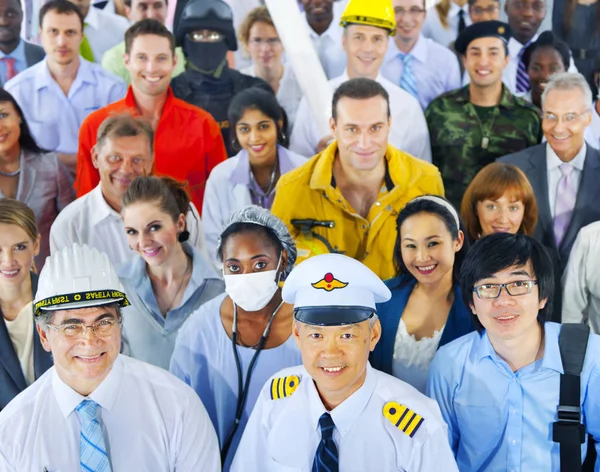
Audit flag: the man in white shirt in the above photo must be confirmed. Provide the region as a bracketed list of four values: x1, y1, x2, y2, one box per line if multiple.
[67, 0, 130, 62]
[0, 243, 220, 470]
[231, 253, 458, 471]
[50, 114, 209, 268]
[382, 0, 461, 110]
[300, 0, 347, 79]
[290, 0, 431, 162]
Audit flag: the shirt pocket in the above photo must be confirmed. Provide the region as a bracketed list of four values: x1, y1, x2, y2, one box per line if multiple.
[454, 404, 505, 454]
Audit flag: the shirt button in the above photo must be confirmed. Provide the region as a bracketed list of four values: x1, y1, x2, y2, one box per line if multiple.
[361, 224, 367, 230]
[511, 439, 517, 446]
[375, 201, 381, 206]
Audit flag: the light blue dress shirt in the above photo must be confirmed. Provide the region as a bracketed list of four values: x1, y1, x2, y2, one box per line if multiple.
[0, 39, 27, 85]
[427, 322, 600, 472]
[4, 57, 126, 153]
[381, 35, 462, 111]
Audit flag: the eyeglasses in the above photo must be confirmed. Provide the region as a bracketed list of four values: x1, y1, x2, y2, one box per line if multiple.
[394, 7, 426, 17]
[471, 5, 499, 15]
[542, 110, 590, 124]
[248, 37, 281, 47]
[46, 318, 122, 338]
[473, 280, 538, 299]
[188, 31, 224, 43]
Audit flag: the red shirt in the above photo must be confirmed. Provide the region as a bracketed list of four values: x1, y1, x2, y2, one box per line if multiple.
[75, 86, 227, 212]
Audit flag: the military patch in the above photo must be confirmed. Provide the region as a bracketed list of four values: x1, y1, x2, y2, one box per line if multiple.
[383, 401, 424, 438]
[498, 26, 505, 34]
[270, 375, 301, 400]
[311, 272, 348, 291]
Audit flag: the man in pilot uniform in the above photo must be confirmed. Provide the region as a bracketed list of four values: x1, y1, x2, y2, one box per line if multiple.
[231, 253, 458, 471]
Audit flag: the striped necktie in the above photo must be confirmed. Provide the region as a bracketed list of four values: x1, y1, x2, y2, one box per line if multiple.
[399, 53, 419, 100]
[553, 163, 577, 246]
[312, 412, 339, 472]
[516, 42, 532, 93]
[76, 399, 112, 472]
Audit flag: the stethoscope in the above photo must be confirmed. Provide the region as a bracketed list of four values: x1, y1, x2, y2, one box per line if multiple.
[220, 299, 285, 462]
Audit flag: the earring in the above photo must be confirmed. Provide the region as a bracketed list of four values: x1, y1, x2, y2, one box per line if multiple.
[178, 230, 190, 243]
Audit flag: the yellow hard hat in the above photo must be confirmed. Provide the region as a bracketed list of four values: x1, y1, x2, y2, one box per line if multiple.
[340, 0, 396, 36]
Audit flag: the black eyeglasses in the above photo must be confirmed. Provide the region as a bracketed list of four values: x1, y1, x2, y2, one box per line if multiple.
[473, 280, 538, 299]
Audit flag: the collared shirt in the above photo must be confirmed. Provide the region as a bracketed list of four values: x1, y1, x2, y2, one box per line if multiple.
[427, 322, 600, 472]
[301, 1, 347, 80]
[241, 64, 303, 129]
[546, 142, 586, 218]
[4, 58, 126, 154]
[422, 2, 472, 48]
[290, 71, 432, 162]
[76, 86, 227, 211]
[84, 6, 130, 63]
[562, 220, 600, 334]
[0, 39, 27, 84]
[0, 354, 221, 471]
[231, 363, 458, 472]
[381, 35, 462, 110]
[101, 40, 186, 85]
[49, 184, 210, 269]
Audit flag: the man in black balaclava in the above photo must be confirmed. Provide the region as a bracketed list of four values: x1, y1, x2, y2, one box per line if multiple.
[173, 0, 273, 156]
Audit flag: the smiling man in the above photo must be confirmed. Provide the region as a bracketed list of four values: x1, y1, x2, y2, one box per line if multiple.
[0, 243, 220, 470]
[232, 253, 458, 472]
[427, 232, 600, 471]
[425, 20, 541, 208]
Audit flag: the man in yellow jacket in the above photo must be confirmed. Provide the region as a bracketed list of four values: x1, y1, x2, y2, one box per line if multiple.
[272, 78, 444, 281]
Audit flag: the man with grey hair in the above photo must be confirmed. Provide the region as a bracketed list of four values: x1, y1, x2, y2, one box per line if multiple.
[499, 71, 600, 322]
[0, 243, 220, 470]
[50, 113, 210, 268]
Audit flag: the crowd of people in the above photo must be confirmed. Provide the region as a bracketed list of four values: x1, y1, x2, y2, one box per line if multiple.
[0, 0, 600, 470]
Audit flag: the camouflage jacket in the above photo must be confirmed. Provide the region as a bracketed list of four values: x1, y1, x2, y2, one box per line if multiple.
[425, 85, 542, 207]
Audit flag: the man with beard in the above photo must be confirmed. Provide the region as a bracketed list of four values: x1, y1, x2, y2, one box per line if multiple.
[0, 0, 44, 85]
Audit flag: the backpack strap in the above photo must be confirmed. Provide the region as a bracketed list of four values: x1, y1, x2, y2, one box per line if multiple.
[553, 323, 590, 471]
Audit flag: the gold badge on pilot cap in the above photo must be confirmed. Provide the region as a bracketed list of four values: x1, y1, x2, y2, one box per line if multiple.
[311, 272, 348, 292]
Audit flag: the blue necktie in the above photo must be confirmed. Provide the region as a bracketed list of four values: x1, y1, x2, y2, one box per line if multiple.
[399, 53, 419, 100]
[76, 400, 112, 472]
[516, 43, 532, 93]
[312, 412, 339, 472]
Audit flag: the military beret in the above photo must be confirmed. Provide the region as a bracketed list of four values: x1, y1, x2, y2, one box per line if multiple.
[455, 20, 511, 55]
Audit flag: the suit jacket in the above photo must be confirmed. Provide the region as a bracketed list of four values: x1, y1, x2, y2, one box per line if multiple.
[24, 41, 44, 67]
[499, 143, 600, 321]
[0, 273, 53, 410]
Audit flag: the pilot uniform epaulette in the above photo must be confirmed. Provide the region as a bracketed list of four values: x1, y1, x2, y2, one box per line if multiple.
[269, 374, 301, 400]
[383, 401, 425, 438]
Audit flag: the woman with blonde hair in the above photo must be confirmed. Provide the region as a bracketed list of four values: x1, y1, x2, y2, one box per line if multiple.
[0, 198, 52, 410]
[461, 162, 538, 242]
[422, 0, 472, 47]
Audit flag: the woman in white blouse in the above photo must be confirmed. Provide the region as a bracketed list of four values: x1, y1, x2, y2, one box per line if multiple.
[422, 0, 472, 48]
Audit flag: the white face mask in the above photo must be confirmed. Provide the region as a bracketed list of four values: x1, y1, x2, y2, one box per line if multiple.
[223, 257, 282, 312]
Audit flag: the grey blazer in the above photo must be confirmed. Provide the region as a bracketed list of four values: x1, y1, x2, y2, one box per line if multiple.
[0, 273, 53, 411]
[0, 150, 75, 270]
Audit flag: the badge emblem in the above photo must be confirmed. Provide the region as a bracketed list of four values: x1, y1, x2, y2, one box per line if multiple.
[311, 272, 348, 291]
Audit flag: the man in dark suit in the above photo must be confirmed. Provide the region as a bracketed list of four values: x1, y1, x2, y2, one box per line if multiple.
[0, 273, 53, 410]
[499, 72, 600, 322]
[0, 0, 44, 86]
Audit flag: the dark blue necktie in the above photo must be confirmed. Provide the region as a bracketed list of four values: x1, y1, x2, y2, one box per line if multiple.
[312, 412, 339, 472]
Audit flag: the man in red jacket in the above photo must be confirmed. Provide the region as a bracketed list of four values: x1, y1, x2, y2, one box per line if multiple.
[76, 18, 227, 211]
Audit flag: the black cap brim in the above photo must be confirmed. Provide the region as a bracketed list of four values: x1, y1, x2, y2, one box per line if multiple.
[294, 306, 375, 326]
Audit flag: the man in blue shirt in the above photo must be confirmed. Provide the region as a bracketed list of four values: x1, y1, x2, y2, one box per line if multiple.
[427, 232, 600, 471]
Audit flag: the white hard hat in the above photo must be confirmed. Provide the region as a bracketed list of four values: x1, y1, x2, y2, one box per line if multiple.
[34, 244, 129, 316]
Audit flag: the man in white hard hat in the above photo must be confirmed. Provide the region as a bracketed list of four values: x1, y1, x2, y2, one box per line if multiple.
[231, 253, 458, 472]
[0, 244, 220, 471]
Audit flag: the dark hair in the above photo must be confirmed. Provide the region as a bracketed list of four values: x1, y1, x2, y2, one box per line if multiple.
[228, 87, 286, 152]
[39, 0, 84, 31]
[332, 78, 390, 121]
[125, 18, 175, 55]
[394, 196, 469, 282]
[521, 31, 570, 72]
[122, 176, 191, 241]
[459, 233, 554, 331]
[217, 222, 283, 262]
[96, 113, 154, 156]
[124, 0, 168, 8]
[0, 89, 46, 154]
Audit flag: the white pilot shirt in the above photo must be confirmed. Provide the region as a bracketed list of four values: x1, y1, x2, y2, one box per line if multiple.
[0, 354, 221, 471]
[230, 363, 458, 472]
[289, 72, 432, 162]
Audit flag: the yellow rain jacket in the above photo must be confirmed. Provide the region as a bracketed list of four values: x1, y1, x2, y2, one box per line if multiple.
[271, 142, 444, 281]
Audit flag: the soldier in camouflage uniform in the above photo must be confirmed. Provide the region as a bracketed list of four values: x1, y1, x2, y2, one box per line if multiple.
[425, 21, 542, 207]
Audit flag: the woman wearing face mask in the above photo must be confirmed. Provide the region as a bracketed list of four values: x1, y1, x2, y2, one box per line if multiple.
[202, 87, 306, 262]
[119, 175, 224, 369]
[170, 205, 302, 471]
[0, 199, 52, 410]
[370, 196, 474, 393]
[461, 162, 538, 242]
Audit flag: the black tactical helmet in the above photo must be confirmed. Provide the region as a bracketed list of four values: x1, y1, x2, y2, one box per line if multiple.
[175, 0, 238, 51]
